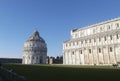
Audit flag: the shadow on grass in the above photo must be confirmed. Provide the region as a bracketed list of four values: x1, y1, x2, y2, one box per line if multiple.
[3, 64, 120, 81]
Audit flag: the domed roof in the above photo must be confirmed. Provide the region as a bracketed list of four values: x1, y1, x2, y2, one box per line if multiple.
[27, 30, 45, 43]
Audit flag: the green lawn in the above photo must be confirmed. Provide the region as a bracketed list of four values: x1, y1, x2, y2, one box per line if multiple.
[2, 64, 120, 81]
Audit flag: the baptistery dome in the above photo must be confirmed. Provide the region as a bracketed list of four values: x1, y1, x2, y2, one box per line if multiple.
[22, 30, 47, 64]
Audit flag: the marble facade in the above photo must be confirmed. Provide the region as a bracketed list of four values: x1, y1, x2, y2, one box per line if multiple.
[63, 18, 120, 65]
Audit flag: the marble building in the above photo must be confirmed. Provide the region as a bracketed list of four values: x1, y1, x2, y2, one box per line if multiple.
[22, 30, 47, 64]
[63, 17, 120, 65]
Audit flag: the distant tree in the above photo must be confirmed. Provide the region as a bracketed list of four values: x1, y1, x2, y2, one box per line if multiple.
[56, 56, 60, 59]
[46, 56, 49, 59]
[60, 56, 63, 59]
[59, 56, 63, 64]
[52, 57, 55, 63]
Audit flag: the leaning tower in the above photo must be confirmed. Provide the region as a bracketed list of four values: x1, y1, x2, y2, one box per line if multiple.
[22, 30, 47, 64]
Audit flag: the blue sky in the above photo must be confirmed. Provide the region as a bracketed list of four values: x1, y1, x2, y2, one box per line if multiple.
[0, 0, 120, 58]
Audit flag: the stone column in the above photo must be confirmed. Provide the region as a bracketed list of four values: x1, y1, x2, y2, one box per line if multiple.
[102, 47, 104, 64]
[113, 45, 117, 64]
[64, 51, 66, 64]
[76, 49, 80, 64]
[66, 51, 69, 64]
[96, 47, 100, 65]
[107, 46, 110, 64]
[63, 51, 66, 64]
[91, 47, 94, 64]
[108, 46, 110, 64]
[80, 48, 84, 64]
[72, 50, 75, 64]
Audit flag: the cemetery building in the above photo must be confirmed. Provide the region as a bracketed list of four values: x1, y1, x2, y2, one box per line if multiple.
[0, 58, 22, 64]
[22, 30, 47, 64]
[63, 17, 120, 65]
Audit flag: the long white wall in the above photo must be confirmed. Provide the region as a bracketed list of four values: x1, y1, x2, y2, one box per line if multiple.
[63, 17, 120, 65]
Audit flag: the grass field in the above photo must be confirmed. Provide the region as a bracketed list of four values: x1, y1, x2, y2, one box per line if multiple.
[2, 64, 120, 81]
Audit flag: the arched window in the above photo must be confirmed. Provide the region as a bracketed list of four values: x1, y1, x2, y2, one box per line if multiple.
[80, 50, 82, 54]
[99, 48, 101, 53]
[89, 49, 91, 54]
[116, 23, 119, 28]
[117, 34, 119, 39]
[104, 36, 107, 41]
[110, 35, 112, 40]
[72, 51, 74, 55]
[107, 25, 110, 30]
[66, 44, 68, 47]
[110, 47, 113, 52]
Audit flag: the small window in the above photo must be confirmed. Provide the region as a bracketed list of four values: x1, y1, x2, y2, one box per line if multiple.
[116, 23, 119, 28]
[89, 49, 91, 53]
[110, 47, 112, 52]
[99, 48, 101, 53]
[107, 25, 110, 30]
[104, 36, 106, 41]
[72, 51, 74, 55]
[80, 50, 82, 54]
[66, 44, 68, 47]
[117, 34, 119, 39]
